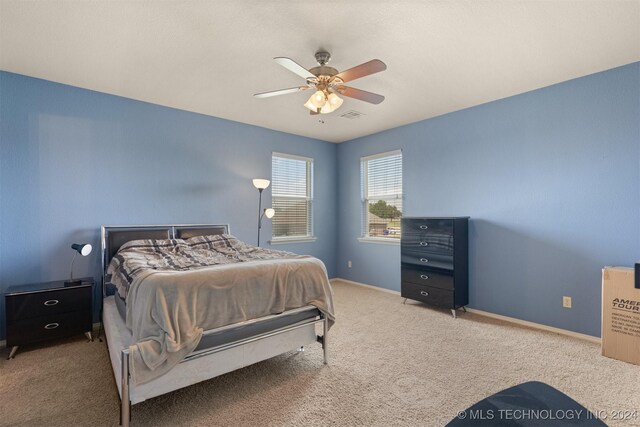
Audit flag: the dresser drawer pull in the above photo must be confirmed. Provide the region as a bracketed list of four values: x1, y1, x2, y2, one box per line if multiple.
[419, 241, 428, 246]
[419, 225, 428, 230]
[44, 323, 60, 330]
[44, 300, 59, 306]
[420, 291, 429, 297]
[420, 275, 429, 280]
[420, 258, 429, 263]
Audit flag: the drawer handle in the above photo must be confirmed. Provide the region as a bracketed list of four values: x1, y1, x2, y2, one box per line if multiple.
[44, 300, 59, 306]
[420, 241, 428, 246]
[420, 275, 429, 280]
[420, 258, 429, 263]
[419, 225, 428, 229]
[420, 291, 429, 297]
[44, 323, 60, 330]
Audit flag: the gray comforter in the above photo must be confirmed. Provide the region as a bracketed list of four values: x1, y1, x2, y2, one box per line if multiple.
[107, 235, 335, 385]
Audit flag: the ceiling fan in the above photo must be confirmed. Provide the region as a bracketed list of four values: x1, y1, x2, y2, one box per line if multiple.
[254, 51, 387, 115]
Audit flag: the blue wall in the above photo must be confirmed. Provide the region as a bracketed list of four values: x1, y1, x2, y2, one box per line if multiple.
[0, 71, 338, 340]
[337, 63, 640, 338]
[2, 63, 638, 341]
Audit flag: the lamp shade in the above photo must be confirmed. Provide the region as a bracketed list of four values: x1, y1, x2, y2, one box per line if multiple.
[264, 208, 275, 219]
[252, 178, 270, 190]
[327, 92, 343, 109]
[309, 90, 327, 109]
[303, 97, 319, 112]
[71, 243, 92, 257]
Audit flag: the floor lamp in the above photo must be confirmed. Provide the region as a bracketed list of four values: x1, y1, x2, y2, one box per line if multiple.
[253, 178, 274, 246]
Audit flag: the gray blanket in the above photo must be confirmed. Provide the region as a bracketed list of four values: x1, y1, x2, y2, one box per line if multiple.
[108, 235, 335, 385]
[107, 234, 309, 300]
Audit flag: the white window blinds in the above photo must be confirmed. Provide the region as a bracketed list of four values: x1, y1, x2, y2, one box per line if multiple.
[361, 150, 403, 239]
[272, 153, 313, 239]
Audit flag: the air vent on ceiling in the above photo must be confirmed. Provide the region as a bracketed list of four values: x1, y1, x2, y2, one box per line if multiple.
[339, 110, 365, 119]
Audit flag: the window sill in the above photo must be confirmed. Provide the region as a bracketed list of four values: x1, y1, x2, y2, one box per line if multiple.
[269, 236, 317, 245]
[358, 237, 401, 245]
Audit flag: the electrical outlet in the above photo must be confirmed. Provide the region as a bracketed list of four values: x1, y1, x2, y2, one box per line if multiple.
[348, 260, 352, 268]
[563, 296, 572, 309]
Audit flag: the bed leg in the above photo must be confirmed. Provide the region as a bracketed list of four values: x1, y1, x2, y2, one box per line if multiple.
[120, 351, 131, 427]
[322, 317, 329, 365]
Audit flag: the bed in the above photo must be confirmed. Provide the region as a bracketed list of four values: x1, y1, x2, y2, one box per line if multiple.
[101, 224, 333, 427]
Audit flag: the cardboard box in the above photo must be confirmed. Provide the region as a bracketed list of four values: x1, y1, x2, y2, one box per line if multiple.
[602, 266, 640, 365]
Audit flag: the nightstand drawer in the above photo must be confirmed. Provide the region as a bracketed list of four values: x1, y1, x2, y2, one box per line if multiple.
[6, 310, 92, 347]
[401, 267, 454, 290]
[401, 282, 454, 308]
[6, 286, 92, 321]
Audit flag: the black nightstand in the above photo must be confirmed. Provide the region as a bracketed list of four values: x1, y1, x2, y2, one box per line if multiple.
[5, 277, 94, 359]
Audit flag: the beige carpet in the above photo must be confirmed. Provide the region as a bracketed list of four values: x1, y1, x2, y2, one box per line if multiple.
[1, 280, 638, 426]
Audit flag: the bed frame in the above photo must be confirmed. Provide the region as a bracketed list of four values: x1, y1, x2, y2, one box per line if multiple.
[101, 224, 329, 427]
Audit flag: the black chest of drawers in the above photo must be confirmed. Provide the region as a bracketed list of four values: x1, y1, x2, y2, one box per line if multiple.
[5, 277, 94, 358]
[401, 217, 468, 317]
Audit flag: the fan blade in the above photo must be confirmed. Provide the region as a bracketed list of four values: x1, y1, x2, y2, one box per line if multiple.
[309, 109, 320, 115]
[274, 57, 316, 80]
[338, 86, 385, 104]
[334, 59, 386, 83]
[254, 86, 310, 98]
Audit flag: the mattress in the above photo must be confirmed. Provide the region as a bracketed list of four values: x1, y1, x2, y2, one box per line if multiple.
[113, 290, 320, 351]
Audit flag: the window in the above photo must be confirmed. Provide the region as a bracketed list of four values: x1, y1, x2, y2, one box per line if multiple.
[361, 150, 403, 240]
[271, 153, 314, 241]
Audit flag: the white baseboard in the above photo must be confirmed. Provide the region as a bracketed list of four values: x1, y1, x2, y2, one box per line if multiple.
[330, 277, 601, 344]
[463, 308, 601, 343]
[330, 277, 402, 296]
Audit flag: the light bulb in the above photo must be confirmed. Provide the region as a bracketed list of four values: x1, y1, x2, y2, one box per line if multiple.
[264, 208, 275, 219]
[309, 90, 327, 108]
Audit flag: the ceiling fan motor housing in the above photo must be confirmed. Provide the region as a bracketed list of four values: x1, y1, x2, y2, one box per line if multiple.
[309, 65, 339, 78]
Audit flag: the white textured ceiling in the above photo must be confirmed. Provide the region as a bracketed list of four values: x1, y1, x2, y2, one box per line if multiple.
[1, 1, 639, 143]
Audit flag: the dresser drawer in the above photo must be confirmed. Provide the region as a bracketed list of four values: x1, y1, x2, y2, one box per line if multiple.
[401, 267, 454, 290]
[6, 286, 92, 321]
[6, 310, 92, 347]
[401, 282, 454, 308]
[402, 218, 453, 236]
[401, 235, 453, 255]
[401, 251, 454, 270]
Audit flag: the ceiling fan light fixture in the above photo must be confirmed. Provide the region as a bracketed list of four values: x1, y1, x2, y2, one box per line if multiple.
[320, 102, 333, 114]
[310, 90, 327, 108]
[304, 97, 319, 112]
[317, 92, 343, 114]
[327, 92, 343, 108]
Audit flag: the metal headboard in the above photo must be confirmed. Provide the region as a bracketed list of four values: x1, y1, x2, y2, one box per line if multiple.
[101, 224, 230, 297]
